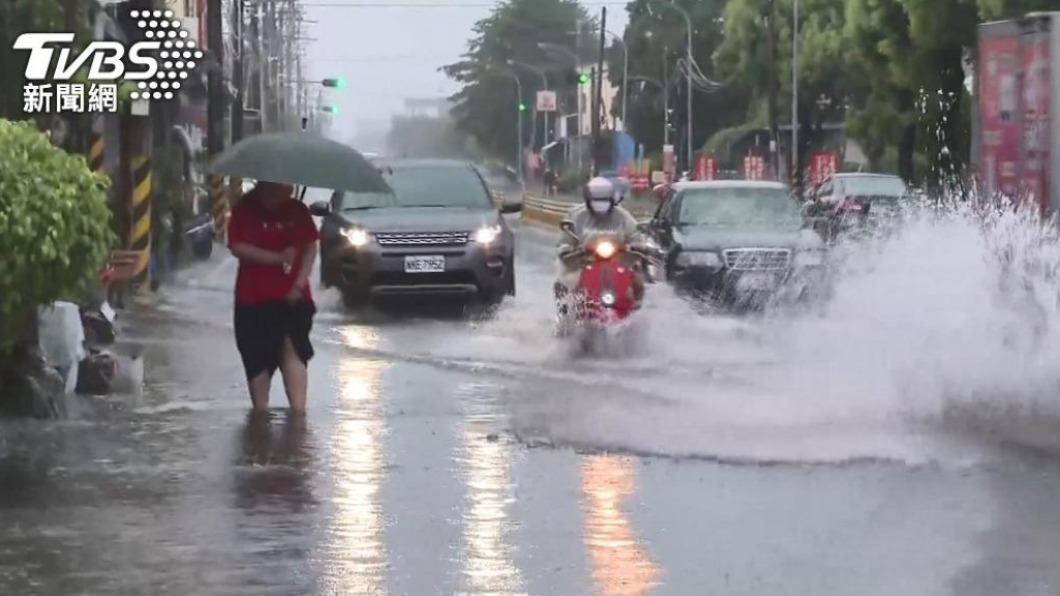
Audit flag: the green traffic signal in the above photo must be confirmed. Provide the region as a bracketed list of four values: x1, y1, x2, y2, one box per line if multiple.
[518, 102, 528, 112]
[322, 77, 347, 90]
[578, 72, 590, 85]
[322, 105, 339, 115]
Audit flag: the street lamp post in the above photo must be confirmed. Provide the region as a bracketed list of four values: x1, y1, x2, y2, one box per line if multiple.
[538, 42, 587, 173]
[649, 1, 693, 173]
[488, 68, 525, 191]
[792, 0, 800, 190]
[510, 61, 550, 148]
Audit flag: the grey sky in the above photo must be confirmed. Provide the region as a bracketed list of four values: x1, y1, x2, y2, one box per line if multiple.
[303, 0, 628, 143]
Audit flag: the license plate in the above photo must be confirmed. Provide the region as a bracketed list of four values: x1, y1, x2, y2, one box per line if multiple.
[736, 272, 776, 291]
[404, 255, 445, 273]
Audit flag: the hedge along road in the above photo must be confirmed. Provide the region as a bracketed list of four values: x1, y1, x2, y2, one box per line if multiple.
[1, 192, 1060, 595]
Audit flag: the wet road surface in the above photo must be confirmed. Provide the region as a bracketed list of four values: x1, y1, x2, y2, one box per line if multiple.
[3, 216, 1060, 595]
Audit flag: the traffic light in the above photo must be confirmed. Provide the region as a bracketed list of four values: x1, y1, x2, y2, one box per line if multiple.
[578, 72, 590, 85]
[322, 77, 347, 90]
[321, 105, 339, 115]
[518, 102, 528, 112]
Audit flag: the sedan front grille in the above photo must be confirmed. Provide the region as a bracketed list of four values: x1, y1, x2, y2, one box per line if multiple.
[374, 231, 469, 247]
[723, 248, 791, 271]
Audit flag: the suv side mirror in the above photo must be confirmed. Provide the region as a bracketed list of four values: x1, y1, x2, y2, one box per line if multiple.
[309, 201, 331, 217]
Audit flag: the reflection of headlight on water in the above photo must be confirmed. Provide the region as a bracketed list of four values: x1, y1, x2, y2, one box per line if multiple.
[474, 225, 501, 245]
[342, 227, 370, 247]
[600, 291, 616, 306]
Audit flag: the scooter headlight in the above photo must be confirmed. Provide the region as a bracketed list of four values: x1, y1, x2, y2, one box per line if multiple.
[594, 240, 617, 260]
[600, 291, 617, 306]
[341, 227, 370, 247]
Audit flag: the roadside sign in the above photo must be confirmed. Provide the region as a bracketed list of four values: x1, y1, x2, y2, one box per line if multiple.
[536, 90, 557, 112]
[743, 155, 765, 181]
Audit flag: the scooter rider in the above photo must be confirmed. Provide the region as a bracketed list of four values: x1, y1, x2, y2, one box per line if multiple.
[554, 177, 649, 301]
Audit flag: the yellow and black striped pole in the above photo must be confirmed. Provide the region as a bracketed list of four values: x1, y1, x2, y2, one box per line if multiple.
[210, 174, 228, 241]
[229, 176, 243, 208]
[130, 156, 152, 294]
[88, 131, 104, 175]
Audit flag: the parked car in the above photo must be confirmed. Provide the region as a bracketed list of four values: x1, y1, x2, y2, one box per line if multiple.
[313, 160, 521, 307]
[803, 173, 911, 241]
[648, 181, 826, 308]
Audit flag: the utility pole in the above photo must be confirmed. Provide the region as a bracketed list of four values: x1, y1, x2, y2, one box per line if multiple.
[766, 0, 780, 180]
[792, 0, 801, 191]
[257, 2, 268, 133]
[592, 6, 606, 176]
[206, 0, 224, 158]
[662, 45, 670, 147]
[231, 0, 245, 144]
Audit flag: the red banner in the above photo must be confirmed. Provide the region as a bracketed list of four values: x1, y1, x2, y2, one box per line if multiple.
[978, 30, 1022, 200]
[694, 154, 718, 181]
[743, 155, 765, 181]
[1022, 26, 1051, 214]
[809, 152, 838, 187]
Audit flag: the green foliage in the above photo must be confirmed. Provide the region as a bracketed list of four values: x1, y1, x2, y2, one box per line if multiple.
[443, 0, 589, 163]
[620, 0, 749, 154]
[0, 119, 113, 354]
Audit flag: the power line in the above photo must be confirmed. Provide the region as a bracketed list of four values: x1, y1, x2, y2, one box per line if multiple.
[301, 1, 627, 7]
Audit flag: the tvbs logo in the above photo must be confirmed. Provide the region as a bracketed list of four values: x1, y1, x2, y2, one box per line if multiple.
[13, 10, 201, 114]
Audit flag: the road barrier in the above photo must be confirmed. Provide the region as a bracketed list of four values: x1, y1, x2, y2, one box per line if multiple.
[129, 156, 152, 294]
[521, 192, 657, 229]
[521, 193, 571, 227]
[209, 174, 228, 239]
[88, 131, 104, 174]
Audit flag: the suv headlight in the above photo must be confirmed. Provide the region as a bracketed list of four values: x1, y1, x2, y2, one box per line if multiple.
[794, 250, 824, 267]
[474, 224, 502, 245]
[676, 251, 722, 269]
[341, 227, 370, 247]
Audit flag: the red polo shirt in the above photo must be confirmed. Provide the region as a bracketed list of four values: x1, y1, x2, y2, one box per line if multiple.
[228, 193, 319, 306]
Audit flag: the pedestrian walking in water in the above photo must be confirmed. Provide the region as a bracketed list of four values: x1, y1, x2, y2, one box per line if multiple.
[227, 181, 319, 413]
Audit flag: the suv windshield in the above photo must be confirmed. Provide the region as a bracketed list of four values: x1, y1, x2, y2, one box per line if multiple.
[339, 164, 493, 210]
[678, 187, 800, 228]
[839, 176, 906, 198]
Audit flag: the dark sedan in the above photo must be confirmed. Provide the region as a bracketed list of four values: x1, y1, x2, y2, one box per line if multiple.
[312, 160, 520, 307]
[649, 181, 825, 307]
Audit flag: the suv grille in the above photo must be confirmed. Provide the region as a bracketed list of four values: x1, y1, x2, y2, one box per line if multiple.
[374, 231, 469, 247]
[723, 248, 791, 271]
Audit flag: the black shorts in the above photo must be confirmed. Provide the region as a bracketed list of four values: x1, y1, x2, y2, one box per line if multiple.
[234, 301, 316, 380]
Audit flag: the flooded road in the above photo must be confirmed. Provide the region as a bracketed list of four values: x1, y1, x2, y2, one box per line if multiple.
[4, 215, 1060, 595]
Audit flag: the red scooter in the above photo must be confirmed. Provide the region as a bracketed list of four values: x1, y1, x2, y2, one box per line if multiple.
[557, 226, 645, 331]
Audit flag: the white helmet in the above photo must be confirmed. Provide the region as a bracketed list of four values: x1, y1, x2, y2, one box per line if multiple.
[584, 176, 616, 215]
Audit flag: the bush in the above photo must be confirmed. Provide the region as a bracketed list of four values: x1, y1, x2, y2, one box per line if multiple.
[0, 119, 113, 355]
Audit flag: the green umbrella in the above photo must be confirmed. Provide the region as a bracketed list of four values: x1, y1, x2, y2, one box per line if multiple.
[208, 133, 391, 194]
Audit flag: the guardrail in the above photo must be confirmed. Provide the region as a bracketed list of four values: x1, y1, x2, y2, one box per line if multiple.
[521, 193, 572, 227]
[521, 192, 659, 228]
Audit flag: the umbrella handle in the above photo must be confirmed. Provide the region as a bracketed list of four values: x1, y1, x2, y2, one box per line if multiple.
[299, 186, 308, 202]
